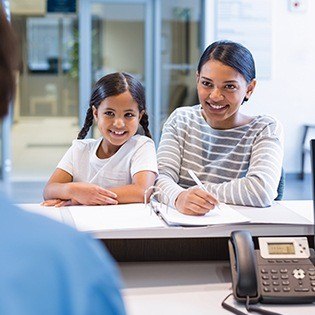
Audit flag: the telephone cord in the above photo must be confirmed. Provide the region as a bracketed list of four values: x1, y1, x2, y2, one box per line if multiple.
[221, 293, 284, 315]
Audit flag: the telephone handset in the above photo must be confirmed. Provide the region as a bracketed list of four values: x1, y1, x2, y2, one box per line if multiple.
[229, 230, 315, 305]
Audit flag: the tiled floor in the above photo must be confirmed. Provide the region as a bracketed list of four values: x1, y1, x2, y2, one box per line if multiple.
[0, 175, 313, 204]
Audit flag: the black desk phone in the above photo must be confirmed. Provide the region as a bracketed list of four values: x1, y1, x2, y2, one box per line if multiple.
[229, 230, 315, 304]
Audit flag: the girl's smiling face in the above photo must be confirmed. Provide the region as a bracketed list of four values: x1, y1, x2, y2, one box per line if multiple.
[93, 91, 143, 155]
[196, 60, 256, 129]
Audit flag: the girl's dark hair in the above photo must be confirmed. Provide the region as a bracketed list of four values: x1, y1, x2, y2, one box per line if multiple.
[0, 5, 18, 118]
[78, 72, 152, 139]
[197, 40, 256, 84]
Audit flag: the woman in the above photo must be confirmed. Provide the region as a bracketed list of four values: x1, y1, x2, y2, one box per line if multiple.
[156, 40, 283, 215]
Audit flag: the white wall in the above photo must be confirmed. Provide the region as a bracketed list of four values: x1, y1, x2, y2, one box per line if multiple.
[205, 0, 315, 174]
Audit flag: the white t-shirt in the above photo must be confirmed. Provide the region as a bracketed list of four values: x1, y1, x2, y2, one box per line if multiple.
[57, 135, 158, 189]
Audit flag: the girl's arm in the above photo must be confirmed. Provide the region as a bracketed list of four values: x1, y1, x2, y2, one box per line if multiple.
[108, 170, 157, 204]
[43, 168, 117, 206]
[106, 136, 158, 204]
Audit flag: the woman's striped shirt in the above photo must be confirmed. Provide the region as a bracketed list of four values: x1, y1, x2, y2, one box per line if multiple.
[156, 105, 284, 208]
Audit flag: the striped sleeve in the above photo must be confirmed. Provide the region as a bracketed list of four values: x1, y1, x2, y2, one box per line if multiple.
[206, 121, 284, 207]
[156, 112, 185, 207]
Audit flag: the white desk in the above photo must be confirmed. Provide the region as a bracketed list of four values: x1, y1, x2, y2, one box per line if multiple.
[19, 201, 314, 261]
[119, 201, 315, 313]
[19, 200, 314, 239]
[19, 201, 315, 312]
[120, 261, 315, 315]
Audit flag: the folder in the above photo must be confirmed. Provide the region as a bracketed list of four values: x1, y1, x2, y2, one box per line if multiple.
[151, 201, 250, 227]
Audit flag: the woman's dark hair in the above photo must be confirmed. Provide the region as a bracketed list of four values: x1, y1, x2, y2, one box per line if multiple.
[197, 40, 256, 84]
[0, 5, 18, 118]
[78, 72, 152, 139]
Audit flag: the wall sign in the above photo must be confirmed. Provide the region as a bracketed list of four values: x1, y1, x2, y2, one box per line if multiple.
[47, 0, 76, 14]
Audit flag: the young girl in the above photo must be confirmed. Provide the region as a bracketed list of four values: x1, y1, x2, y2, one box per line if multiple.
[43, 72, 158, 206]
[156, 40, 284, 216]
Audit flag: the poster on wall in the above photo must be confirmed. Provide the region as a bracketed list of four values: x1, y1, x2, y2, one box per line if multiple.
[215, 0, 272, 79]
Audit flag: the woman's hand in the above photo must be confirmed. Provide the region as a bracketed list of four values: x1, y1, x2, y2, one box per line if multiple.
[175, 187, 218, 216]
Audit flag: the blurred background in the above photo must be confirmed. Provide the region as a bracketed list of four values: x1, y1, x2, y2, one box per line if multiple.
[1, 0, 314, 202]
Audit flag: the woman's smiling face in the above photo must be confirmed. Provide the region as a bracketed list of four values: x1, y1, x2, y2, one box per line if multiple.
[196, 60, 256, 129]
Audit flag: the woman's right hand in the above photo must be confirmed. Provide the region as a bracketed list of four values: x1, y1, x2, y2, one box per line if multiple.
[175, 187, 218, 216]
[68, 182, 118, 206]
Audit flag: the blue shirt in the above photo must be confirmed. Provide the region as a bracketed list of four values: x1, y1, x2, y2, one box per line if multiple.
[0, 192, 126, 315]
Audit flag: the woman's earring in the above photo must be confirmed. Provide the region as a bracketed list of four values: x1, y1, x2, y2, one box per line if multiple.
[241, 97, 249, 105]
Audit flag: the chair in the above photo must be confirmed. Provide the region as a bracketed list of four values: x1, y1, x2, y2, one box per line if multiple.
[275, 168, 285, 201]
[168, 84, 188, 114]
[300, 124, 315, 179]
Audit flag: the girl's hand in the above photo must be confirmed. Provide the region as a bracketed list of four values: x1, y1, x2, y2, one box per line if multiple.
[41, 199, 80, 207]
[175, 187, 218, 216]
[41, 199, 65, 207]
[68, 182, 118, 206]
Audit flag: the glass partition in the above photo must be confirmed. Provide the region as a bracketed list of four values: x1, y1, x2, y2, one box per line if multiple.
[159, 0, 202, 128]
[10, 14, 79, 180]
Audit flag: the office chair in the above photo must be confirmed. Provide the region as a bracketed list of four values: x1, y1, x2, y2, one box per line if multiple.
[301, 124, 315, 180]
[275, 168, 285, 201]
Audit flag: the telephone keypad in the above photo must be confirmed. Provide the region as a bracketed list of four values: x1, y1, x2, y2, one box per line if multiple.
[257, 255, 315, 300]
[294, 288, 310, 292]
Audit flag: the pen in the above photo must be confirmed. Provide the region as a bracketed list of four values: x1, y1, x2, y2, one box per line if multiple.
[188, 169, 222, 210]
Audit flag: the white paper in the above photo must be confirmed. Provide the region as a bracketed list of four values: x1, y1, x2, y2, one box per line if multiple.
[18, 203, 63, 223]
[156, 203, 250, 226]
[68, 203, 166, 232]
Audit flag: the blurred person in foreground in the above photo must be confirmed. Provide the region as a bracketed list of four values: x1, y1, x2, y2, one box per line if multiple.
[0, 5, 126, 315]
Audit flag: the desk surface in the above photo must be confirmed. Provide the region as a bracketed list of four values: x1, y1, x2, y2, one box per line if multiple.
[120, 261, 315, 315]
[19, 200, 314, 239]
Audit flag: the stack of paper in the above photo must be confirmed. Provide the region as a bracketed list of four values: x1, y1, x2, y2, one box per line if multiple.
[68, 203, 166, 232]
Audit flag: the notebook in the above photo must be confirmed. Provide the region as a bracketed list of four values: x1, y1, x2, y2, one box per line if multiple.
[149, 201, 250, 227]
